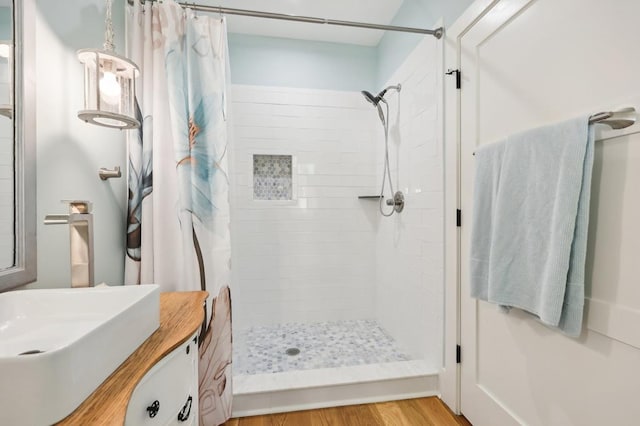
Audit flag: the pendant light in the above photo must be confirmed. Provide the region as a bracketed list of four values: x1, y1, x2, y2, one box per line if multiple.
[77, 0, 139, 129]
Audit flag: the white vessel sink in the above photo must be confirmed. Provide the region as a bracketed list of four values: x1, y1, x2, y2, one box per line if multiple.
[0, 284, 160, 426]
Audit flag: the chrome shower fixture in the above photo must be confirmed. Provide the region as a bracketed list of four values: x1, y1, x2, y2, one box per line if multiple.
[361, 83, 403, 217]
[361, 84, 401, 126]
[360, 84, 402, 106]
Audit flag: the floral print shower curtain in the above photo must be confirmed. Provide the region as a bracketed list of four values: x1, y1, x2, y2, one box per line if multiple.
[125, 1, 232, 424]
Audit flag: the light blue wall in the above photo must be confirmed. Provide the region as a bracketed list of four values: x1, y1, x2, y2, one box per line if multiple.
[26, 0, 127, 289]
[227, 0, 473, 92]
[228, 34, 377, 91]
[0, 7, 12, 40]
[376, 0, 473, 86]
[20, 0, 471, 289]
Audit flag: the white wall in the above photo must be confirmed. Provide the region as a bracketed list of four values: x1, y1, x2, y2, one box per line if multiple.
[23, 0, 127, 289]
[374, 36, 443, 364]
[229, 85, 380, 331]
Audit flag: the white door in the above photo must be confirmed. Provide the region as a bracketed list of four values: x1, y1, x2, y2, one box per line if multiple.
[458, 0, 640, 425]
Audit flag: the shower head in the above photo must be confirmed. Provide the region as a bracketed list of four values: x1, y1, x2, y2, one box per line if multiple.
[361, 84, 401, 126]
[360, 84, 402, 106]
[360, 91, 386, 124]
[361, 90, 378, 106]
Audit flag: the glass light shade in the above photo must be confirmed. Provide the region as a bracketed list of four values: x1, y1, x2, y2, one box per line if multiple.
[77, 48, 140, 129]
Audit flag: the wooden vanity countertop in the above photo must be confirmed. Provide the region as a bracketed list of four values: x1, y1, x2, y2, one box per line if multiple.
[57, 291, 208, 426]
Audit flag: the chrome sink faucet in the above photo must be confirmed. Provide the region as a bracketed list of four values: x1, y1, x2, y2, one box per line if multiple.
[44, 200, 94, 287]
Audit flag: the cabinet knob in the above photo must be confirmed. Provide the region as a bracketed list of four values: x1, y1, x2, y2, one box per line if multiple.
[146, 400, 160, 418]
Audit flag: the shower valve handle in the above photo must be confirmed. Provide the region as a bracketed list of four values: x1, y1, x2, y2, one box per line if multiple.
[385, 191, 405, 213]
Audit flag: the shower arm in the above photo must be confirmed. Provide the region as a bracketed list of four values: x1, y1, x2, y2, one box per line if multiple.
[382, 84, 402, 95]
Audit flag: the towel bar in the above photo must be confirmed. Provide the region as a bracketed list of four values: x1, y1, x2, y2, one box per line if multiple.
[472, 107, 636, 155]
[588, 107, 636, 129]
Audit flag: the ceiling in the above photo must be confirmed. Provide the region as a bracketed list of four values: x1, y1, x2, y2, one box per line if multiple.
[196, 0, 405, 46]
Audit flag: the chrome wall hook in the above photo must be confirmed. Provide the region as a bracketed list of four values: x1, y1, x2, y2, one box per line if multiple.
[98, 166, 122, 180]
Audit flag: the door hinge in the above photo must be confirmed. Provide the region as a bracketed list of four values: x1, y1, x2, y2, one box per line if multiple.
[446, 68, 461, 89]
[456, 345, 461, 364]
[456, 209, 462, 227]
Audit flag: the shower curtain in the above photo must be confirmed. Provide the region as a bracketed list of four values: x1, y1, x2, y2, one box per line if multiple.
[125, 1, 232, 424]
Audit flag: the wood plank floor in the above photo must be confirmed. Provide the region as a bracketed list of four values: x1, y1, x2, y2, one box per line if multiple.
[224, 397, 471, 426]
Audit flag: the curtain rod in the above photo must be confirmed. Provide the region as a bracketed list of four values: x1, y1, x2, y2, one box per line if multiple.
[126, 1, 444, 39]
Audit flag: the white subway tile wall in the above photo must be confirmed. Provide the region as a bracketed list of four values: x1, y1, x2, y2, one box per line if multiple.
[374, 37, 443, 365]
[229, 35, 443, 370]
[0, 54, 10, 106]
[230, 85, 379, 331]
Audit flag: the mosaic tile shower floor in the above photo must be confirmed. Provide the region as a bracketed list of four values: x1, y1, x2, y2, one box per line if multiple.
[233, 319, 411, 375]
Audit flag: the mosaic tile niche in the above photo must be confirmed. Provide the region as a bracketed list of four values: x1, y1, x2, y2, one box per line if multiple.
[253, 154, 293, 200]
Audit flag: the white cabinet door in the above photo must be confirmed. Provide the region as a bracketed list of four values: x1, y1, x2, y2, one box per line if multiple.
[459, 0, 640, 425]
[125, 333, 199, 426]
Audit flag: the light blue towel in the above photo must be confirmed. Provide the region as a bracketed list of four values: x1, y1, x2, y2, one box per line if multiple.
[470, 116, 594, 337]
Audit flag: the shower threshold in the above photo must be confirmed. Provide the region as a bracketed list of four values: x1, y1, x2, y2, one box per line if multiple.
[232, 360, 438, 417]
[231, 319, 438, 416]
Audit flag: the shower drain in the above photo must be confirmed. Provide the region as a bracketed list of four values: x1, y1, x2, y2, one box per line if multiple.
[285, 347, 300, 356]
